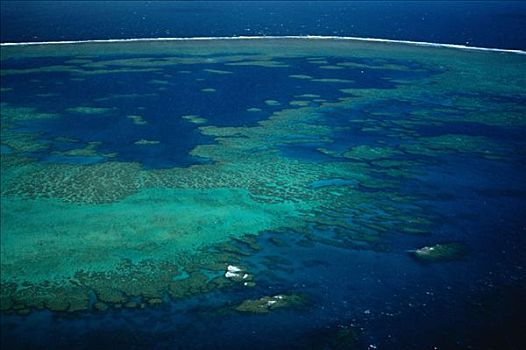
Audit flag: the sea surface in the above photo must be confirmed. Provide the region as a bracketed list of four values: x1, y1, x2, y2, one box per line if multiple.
[1, 2, 526, 350]
[1, 1, 526, 50]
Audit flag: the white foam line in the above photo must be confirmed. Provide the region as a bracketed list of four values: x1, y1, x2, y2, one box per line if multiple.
[0, 35, 524, 55]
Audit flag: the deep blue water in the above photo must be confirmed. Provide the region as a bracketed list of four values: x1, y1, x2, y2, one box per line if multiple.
[1, 1, 526, 50]
[1, 55, 429, 168]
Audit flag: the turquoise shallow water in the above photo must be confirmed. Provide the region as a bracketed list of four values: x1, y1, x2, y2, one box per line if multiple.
[1, 39, 525, 349]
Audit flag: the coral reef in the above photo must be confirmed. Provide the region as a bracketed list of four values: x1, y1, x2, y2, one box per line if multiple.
[66, 106, 114, 115]
[234, 294, 306, 314]
[127, 115, 148, 125]
[1, 38, 524, 315]
[343, 145, 400, 161]
[134, 139, 160, 145]
[410, 242, 469, 262]
[182, 115, 207, 124]
[203, 69, 233, 75]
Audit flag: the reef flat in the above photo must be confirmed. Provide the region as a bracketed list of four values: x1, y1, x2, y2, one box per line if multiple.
[1, 38, 525, 348]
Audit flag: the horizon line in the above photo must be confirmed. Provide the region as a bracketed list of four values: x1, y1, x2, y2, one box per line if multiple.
[1, 35, 525, 55]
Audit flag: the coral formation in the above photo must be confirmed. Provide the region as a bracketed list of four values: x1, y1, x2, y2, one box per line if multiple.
[234, 294, 306, 314]
[134, 139, 160, 145]
[203, 69, 233, 75]
[66, 106, 113, 115]
[127, 115, 148, 125]
[182, 115, 208, 124]
[1, 38, 524, 315]
[410, 242, 469, 262]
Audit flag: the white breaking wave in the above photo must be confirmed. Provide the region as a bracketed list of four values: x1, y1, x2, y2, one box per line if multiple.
[0, 35, 525, 55]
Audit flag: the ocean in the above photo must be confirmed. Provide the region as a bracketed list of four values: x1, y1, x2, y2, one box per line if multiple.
[1, 2, 525, 350]
[2, 1, 526, 50]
